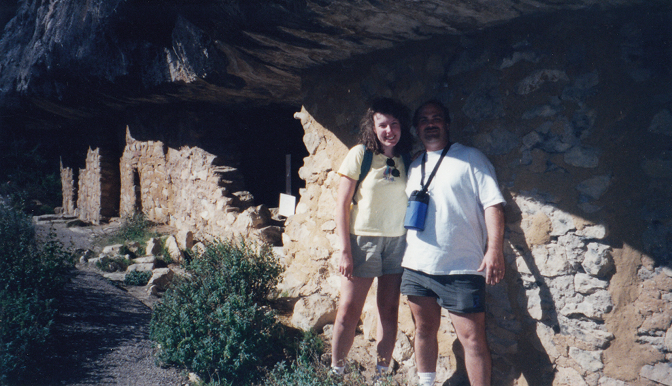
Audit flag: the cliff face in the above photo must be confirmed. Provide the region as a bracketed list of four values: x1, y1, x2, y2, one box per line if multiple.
[2, 1, 672, 385]
[0, 0, 663, 121]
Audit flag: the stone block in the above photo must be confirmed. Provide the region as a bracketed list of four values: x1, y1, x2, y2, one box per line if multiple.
[574, 273, 609, 294]
[147, 268, 174, 291]
[126, 263, 155, 272]
[102, 244, 124, 256]
[176, 230, 194, 250]
[641, 362, 672, 386]
[145, 237, 162, 256]
[569, 347, 604, 372]
[582, 243, 613, 277]
[290, 294, 337, 332]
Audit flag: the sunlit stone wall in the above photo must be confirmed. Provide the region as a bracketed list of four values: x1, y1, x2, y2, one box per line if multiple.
[282, 7, 672, 386]
[76, 147, 119, 224]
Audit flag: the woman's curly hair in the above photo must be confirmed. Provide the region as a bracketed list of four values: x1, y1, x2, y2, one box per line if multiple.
[359, 98, 413, 156]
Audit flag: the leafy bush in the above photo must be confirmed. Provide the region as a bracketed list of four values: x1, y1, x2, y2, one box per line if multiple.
[95, 256, 131, 272]
[124, 270, 152, 286]
[258, 330, 399, 386]
[0, 205, 74, 383]
[150, 240, 284, 384]
[0, 140, 62, 215]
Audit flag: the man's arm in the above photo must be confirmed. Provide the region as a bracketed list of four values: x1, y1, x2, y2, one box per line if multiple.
[478, 203, 505, 285]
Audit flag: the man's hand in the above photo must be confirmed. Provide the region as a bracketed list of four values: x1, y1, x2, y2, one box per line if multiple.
[339, 250, 354, 279]
[478, 249, 505, 285]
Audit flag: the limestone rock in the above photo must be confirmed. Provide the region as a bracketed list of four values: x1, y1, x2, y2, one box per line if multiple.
[576, 175, 611, 200]
[290, 294, 337, 332]
[393, 331, 413, 363]
[517, 69, 569, 95]
[257, 225, 283, 245]
[649, 109, 672, 137]
[124, 241, 142, 254]
[554, 366, 588, 386]
[582, 243, 613, 277]
[574, 273, 609, 294]
[147, 268, 174, 292]
[569, 347, 604, 372]
[532, 244, 573, 277]
[126, 263, 155, 272]
[164, 235, 184, 263]
[641, 362, 672, 386]
[133, 256, 156, 264]
[560, 318, 614, 350]
[145, 237, 162, 256]
[176, 230, 194, 250]
[598, 377, 629, 386]
[102, 244, 124, 256]
[561, 290, 613, 320]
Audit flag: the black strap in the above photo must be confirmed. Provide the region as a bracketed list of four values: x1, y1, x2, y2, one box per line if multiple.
[352, 145, 373, 204]
[420, 143, 452, 193]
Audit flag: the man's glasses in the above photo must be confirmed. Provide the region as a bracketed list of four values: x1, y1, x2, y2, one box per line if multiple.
[387, 158, 400, 178]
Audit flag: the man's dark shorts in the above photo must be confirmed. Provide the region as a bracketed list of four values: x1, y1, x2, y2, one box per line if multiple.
[400, 268, 486, 314]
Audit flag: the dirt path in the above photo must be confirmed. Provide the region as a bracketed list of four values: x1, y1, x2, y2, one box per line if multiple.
[28, 218, 188, 386]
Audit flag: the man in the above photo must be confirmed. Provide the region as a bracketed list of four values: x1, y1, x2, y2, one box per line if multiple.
[401, 100, 506, 386]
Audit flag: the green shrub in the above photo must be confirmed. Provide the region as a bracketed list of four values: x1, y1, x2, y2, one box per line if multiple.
[258, 330, 394, 386]
[95, 212, 158, 252]
[0, 205, 74, 383]
[150, 240, 284, 385]
[95, 256, 131, 272]
[0, 140, 62, 215]
[124, 270, 152, 286]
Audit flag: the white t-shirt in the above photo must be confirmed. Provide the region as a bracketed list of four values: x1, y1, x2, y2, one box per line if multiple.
[337, 145, 408, 237]
[402, 143, 505, 276]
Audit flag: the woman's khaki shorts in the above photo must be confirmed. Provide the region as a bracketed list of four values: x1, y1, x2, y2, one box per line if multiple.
[350, 234, 406, 278]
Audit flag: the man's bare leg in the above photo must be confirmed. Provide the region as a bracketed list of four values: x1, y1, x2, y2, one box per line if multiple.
[449, 311, 491, 386]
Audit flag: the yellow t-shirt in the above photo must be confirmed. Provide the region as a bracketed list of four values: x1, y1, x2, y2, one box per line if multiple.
[337, 145, 408, 237]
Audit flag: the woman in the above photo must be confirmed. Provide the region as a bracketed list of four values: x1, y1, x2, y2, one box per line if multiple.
[331, 98, 413, 377]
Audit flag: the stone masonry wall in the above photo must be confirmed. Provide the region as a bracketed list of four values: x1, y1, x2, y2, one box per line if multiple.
[59, 160, 76, 216]
[282, 6, 672, 386]
[118, 128, 280, 244]
[76, 147, 119, 224]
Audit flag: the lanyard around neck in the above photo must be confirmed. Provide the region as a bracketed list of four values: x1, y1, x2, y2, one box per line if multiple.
[420, 143, 452, 193]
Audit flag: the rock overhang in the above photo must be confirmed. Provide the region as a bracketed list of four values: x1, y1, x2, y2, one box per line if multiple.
[0, 0, 668, 124]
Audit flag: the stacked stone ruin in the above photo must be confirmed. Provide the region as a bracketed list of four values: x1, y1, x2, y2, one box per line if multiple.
[72, 148, 120, 224]
[61, 128, 280, 244]
[59, 159, 76, 216]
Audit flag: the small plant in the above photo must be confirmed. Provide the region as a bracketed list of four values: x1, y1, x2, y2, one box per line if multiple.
[95, 256, 131, 272]
[0, 205, 74, 383]
[150, 239, 284, 385]
[95, 212, 159, 251]
[124, 270, 152, 286]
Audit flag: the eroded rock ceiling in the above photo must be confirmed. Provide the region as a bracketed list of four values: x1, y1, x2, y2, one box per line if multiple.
[0, 0, 665, 123]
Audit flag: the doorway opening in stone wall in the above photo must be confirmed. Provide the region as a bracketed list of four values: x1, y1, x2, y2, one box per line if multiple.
[235, 104, 308, 212]
[118, 102, 307, 214]
[133, 169, 142, 213]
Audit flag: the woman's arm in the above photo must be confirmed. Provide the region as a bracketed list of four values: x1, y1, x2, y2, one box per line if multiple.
[335, 175, 357, 278]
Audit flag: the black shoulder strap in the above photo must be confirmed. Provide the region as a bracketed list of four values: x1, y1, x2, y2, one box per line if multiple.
[420, 143, 451, 193]
[352, 145, 373, 204]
